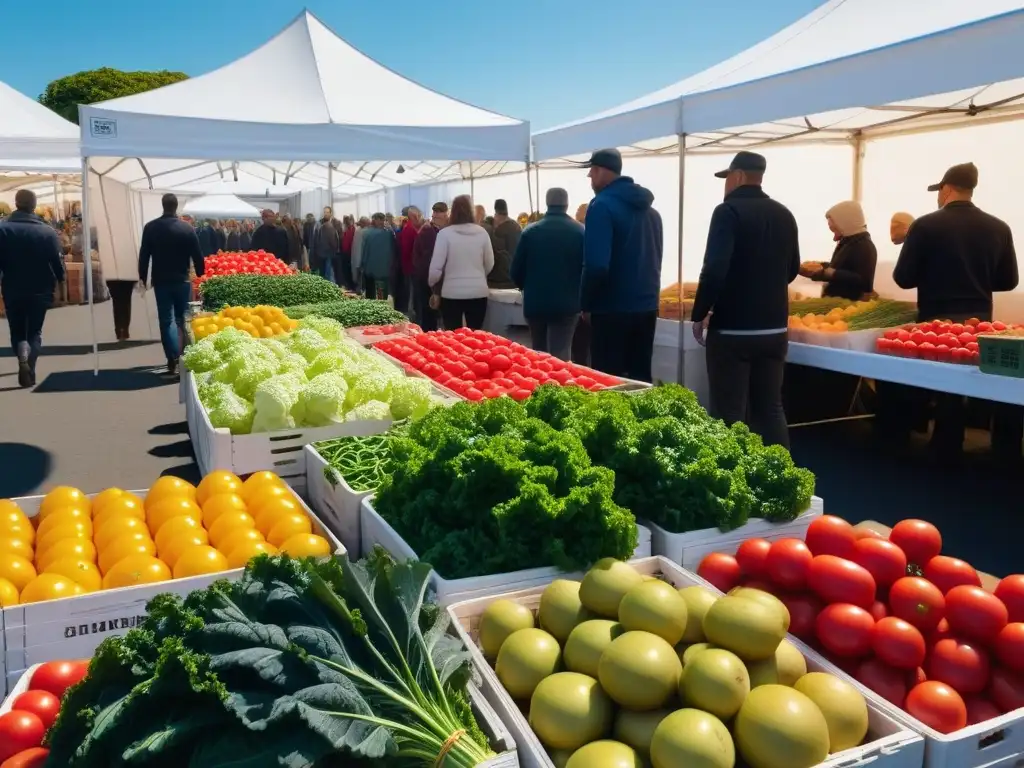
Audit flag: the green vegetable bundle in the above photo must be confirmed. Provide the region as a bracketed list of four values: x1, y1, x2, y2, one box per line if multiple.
[317, 433, 396, 492]
[200, 273, 342, 309]
[846, 300, 918, 330]
[286, 300, 407, 328]
[789, 297, 851, 316]
[45, 554, 496, 768]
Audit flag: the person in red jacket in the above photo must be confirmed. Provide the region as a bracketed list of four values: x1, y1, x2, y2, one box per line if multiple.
[411, 202, 447, 330]
[395, 206, 422, 316]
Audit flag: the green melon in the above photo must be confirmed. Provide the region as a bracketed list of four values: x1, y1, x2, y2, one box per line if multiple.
[618, 580, 689, 645]
[529, 672, 614, 752]
[565, 740, 644, 768]
[564, 620, 624, 678]
[649, 709, 735, 768]
[794, 673, 869, 753]
[702, 595, 787, 661]
[734, 685, 830, 768]
[539, 579, 591, 643]
[679, 648, 750, 720]
[479, 599, 535, 659]
[678, 585, 718, 643]
[613, 709, 670, 757]
[580, 558, 643, 618]
[747, 639, 807, 688]
[495, 628, 561, 700]
[598, 631, 682, 710]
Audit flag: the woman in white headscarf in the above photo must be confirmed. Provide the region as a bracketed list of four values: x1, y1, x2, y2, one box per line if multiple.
[800, 200, 878, 300]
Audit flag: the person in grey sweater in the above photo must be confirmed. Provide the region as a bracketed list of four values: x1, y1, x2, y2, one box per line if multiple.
[356, 214, 395, 299]
[311, 207, 340, 277]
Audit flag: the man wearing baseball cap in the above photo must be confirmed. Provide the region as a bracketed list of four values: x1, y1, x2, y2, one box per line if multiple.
[579, 147, 663, 382]
[893, 162, 1020, 459]
[691, 151, 800, 449]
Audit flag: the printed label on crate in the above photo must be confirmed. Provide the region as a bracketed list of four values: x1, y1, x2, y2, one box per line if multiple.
[61, 612, 148, 640]
[5, 600, 152, 650]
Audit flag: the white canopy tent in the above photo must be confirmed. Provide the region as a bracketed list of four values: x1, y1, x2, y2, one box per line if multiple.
[181, 193, 261, 220]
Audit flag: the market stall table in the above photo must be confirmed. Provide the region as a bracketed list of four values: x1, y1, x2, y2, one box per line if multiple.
[483, 289, 526, 335]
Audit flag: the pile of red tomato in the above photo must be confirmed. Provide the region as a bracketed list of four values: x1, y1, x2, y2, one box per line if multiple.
[374, 328, 620, 401]
[192, 250, 295, 289]
[697, 516, 1024, 735]
[874, 317, 1017, 364]
[0, 660, 88, 766]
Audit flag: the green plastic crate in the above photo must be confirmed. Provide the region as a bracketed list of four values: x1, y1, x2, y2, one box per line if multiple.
[978, 335, 1024, 378]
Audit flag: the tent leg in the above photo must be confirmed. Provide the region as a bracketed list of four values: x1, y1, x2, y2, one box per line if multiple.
[851, 135, 865, 203]
[525, 163, 534, 214]
[81, 156, 99, 375]
[327, 163, 333, 213]
[676, 134, 687, 386]
[534, 163, 540, 214]
[470, 165, 475, 200]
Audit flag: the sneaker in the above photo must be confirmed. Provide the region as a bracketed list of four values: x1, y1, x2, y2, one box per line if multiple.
[17, 361, 32, 388]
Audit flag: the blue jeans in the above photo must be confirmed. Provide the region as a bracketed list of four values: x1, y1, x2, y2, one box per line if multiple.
[154, 282, 191, 361]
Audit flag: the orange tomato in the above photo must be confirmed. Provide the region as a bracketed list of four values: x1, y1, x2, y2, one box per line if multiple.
[278, 533, 331, 558]
[267, 514, 312, 547]
[94, 516, 151, 552]
[37, 508, 92, 537]
[43, 558, 102, 592]
[0, 576, 19, 606]
[215, 527, 265, 557]
[98, 534, 157, 575]
[207, 511, 255, 549]
[36, 540, 95, 572]
[0, 518, 35, 546]
[201, 493, 247, 529]
[154, 515, 204, 554]
[252, 497, 303, 535]
[240, 471, 285, 503]
[36, 522, 91, 554]
[146, 497, 202, 536]
[159, 531, 209, 570]
[0, 555, 37, 591]
[0, 500, 30, 528]
[173, 546, 229, 579]
[92, 495, 145, 526]
[38, 487, 90, 520]
[102, 555, 171, 589]
[225, 539, 278, 569]
[145, 477, 197, 510]
[0, 537, 34, 561]
[20, 574, 82, 604]
[196, 471, 243, 506]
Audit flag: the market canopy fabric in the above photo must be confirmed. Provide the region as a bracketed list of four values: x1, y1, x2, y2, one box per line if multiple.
[532, 0, 1024, 160]
[182, 193, 261, 219]
[78, 11, 529, 162]
[0, 80, 79, 167]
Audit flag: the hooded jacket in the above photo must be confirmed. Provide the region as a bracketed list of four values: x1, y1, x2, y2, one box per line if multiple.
[0, 211, 65, 300]
[428, 223, 494, 299]
[510, 206, 584, 318]
[817, 201, 877, 300]
[582, 176, 663, 313]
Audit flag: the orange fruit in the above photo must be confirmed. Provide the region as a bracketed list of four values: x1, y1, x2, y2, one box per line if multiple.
[267, 514, 312, 548]
[201, 493, 247, 529]
[93, 495, 146, 526]
[36, 539, 95, 571]
[0, 554, 37, 591]
[159, 531, 209, 570]
[215, 527, 265, 557]
[225, 539, 278, 569]
[36, 523, 92, 554]
[44, 558, 102, 592]
[0, 500, 30, 528]
[145, 477, 197, 510]
[173, 546, 229, 579]
[98, 534, 157, 575]
[0, 577, 19, 607]
[252, 497, 303, 535]
[240, 471, 285, 503]
[245, 483, 292, 515]
[0, 518, 35, 546]
[103, 555, 171, 589]
[37, 508, 92, 535]
[196, 471, 243, 506]
[90, 487, 127, 513]
[94, 516, 151, 551]
[278, 533, 332, 558]
[38, 487, 91, 520]
[146, 497, 202, 536]
[154, 515, 204, 554]
[207, 511, 255, 549]
[0, 537, 33, 561]
[20, 574, 82, 604]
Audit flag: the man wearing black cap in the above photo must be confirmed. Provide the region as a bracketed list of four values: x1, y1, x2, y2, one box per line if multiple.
[893, 162, 1020, 459]
[691, 151, 800, 448]
[251, 209, 289, 262]
[488, 199, 520, 289]
[580, 147, 663, 382]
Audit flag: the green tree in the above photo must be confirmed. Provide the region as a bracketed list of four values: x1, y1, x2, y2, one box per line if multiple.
[39, 68, 189, 123]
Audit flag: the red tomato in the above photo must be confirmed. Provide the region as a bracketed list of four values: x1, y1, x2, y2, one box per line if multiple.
[945, 586, 1008, 643]
[923, 556, 982, 594]
[0, 712, 45, 762]
[463, 388, 483, 402]
[927, 618, 954, 645]
[765, 539, 813, 590]
[872, 617, 926, 669]
[489, 354, 511, 371]
[804, 515, 857, 558]
[697, 553, 742, 593]
[964, 696, 1001, 726]
[994, 623, 1024, 672]
[989, 667, 1024, 713]
[869, 600, 889, 622]
[0, 747, 49, 768]
[735, 538, 772, 579]
[816, 603, 875, 657]
[855, 657, 909, 706]
[779, 592, 822, 639]
[808, 555, 876, 608]
[29, 660, 88, 699]
[906, 681, 967, 733]
[889, 577, 945, 632]
[995, 575, 1024, 623]
[928, 638, 991, 695]
[889, 519, 942, 566]
[9, 691, 59, 730]
[851, 538, 908, 589]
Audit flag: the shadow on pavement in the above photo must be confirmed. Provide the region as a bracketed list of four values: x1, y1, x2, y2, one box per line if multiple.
[160, 462, 202, 485]
[149, 421, 188, 436]
[0, 443, 53, 497]
[148, 440, 195, 459]
[33, 367, 175, 393]
[0, 340, 157, 358]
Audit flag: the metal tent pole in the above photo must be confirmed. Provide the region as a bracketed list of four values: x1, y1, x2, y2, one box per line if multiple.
[81, 157, 99, 374]
[676, 134, 687, 386]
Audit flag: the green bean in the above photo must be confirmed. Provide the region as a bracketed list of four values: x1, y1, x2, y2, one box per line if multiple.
[315, 434, 393, 492]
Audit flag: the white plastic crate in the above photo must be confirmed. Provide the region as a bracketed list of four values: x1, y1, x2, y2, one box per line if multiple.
[447, 556, 925, 768]
[360, 497, 651, 606]
[646, 496, 823, 569]
[304, 445, 370, 556]
[1, 487, 345, 695]
[185, 372, 392, 492]
[0, 663, 36, 714]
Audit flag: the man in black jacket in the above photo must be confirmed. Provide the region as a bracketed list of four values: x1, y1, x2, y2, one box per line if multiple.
[250, 209, 289, 262]
[692, 151, 800, 448]
[139, 193, 204, 375]
[0, 190, 64, 387]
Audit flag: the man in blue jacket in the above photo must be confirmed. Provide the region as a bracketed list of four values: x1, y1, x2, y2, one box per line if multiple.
[0, 190, 64, 387]
[581, 148, 663, 382]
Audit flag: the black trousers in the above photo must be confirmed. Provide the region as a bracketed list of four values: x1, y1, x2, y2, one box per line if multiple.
[706, 331, 790, 449]
[391, 271, 410, 316]
[412, 280, 438, 331]
[441, 297, 487, 330]
[571, 314, 591, 366]
[590, 310, 657, 382]
[363, 275, 389, 301]
[107, 280, 135, 336]
[5, 294, 49, 363]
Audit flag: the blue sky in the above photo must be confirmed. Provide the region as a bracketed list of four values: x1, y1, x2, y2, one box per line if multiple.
[1, 0, 822, 130]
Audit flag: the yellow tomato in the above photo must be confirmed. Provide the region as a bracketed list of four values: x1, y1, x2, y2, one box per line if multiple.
[173, 546, 229, 579]
[278, 533, 332, 558]
[0, 500, 30, 528]
[248, 315, 264, 329]
[145, 476, 197, 510]
[259, 325, 275, 338]
[94, 516, 151, 551]
[0, 537, 33, 561]
[99, 534, 157, 575]
[160, 530, 210, 570]
[0, 554, 37, 591]
[44, 558, 102, 592]
[269, 322, 284, 335]
[196, 470, 243, 506]
[215, 527, 265, 558]
[267, 514, 313, 547]
[93, 495, 146, 525]
[90, 487, 128, 516]
[201, 493, 247, 528]
[36, 540, 95, 571]
[146, 497, 202, 536]
[20, 574, 82, 604]
[208, 511, 255, 548]
[240, 471, 285, 503]
[0, 518, 35, 546]
[153, 514, 202, 552]
[37, 508, 92, 537]
[38, 486, 90, 520]
[36, 522, 91, 553]
[225, 539, 278, 569]
[0, 577, 19, 606]
[250, 495, 301, 533]
[103, 555, 172, 589]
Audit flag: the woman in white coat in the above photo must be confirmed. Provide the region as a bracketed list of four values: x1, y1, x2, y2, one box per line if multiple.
[428, 194, 494, 329]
